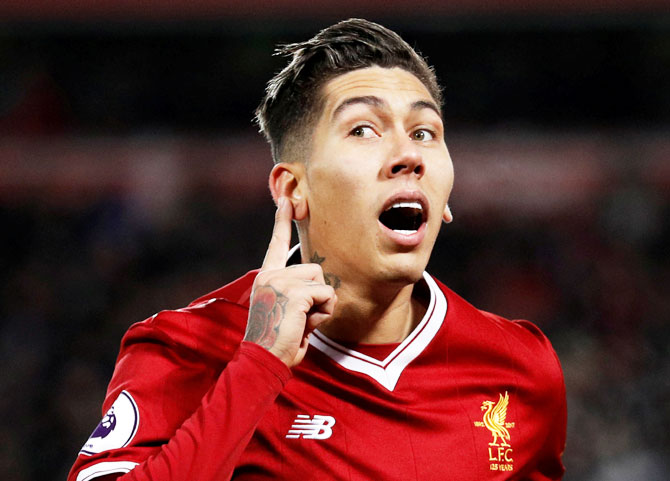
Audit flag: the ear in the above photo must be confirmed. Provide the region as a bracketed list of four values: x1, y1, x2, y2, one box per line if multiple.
[442, 203, 453, 224]
[269, 162, 309, 221]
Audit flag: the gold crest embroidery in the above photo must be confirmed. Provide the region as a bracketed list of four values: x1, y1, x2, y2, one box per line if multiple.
[474, 391, 515, 472]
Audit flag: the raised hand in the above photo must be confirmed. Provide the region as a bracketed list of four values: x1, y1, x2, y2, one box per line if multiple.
[243, 197, 337, 368]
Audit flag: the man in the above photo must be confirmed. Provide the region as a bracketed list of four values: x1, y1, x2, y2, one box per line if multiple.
[68, 18, 566, 481]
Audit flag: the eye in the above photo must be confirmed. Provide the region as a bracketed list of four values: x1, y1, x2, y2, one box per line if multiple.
[412, 129, 434, 141]
[350, 125, 376, 138]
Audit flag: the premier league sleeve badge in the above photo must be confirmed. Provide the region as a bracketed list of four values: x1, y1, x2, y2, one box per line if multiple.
[79, 390, 139, 456]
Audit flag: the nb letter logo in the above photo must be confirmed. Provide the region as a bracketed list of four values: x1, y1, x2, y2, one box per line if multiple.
[286, 414, 336, 439]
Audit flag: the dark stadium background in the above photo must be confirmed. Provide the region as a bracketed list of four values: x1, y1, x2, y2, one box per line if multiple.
[0, 2, 668, 480]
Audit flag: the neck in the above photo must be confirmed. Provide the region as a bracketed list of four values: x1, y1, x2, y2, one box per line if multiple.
[316, 277, 429, 344]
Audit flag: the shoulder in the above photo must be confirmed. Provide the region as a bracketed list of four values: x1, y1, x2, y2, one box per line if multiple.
[122, 269, 259, 363]
[479, 309, 558, 359]
[101, 270, 259, 437]
[432, 276, 564, 385]
[187, 268, 259, 308]
[433, 276, 556, 350]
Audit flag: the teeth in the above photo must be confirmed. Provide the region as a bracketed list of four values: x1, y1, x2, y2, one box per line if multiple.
[393, 229, 417, 235]
[387, 201, 422, 211]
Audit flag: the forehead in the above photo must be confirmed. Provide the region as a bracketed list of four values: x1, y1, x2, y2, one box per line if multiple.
[319, 66, 438, 119]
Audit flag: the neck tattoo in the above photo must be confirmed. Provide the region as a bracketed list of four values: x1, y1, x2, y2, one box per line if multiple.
[310, 251, 342, 289]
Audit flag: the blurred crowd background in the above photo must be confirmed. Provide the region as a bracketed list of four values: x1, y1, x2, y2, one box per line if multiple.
[0, 2, 669, 480]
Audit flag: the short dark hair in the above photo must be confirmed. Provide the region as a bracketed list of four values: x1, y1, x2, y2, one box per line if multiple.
[255, 18, 443, 164]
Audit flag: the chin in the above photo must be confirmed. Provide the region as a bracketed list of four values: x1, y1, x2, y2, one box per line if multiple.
[379, 253, 429, 286]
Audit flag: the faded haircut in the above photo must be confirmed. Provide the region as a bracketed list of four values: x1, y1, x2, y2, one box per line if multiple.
[255, 18, 443, 164]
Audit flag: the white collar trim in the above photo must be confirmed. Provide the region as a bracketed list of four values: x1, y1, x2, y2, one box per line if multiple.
[309, 272, 447, 391]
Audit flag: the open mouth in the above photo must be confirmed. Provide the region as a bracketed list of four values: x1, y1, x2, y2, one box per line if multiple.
[378, 201, 426, 234]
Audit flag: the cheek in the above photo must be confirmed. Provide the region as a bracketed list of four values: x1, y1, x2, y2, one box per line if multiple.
[309, 157, 371, 200]
[438, 157, 455, 199]
[308, 168, 362, 221]
[426, 161, 454, 223]
[445, 169, 455, 199]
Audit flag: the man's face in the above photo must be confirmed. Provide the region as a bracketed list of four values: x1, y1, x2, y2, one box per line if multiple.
[299, 66, 454, 287]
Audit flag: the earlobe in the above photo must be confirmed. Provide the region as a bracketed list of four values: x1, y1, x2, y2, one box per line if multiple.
[442, 204, 453, 224]
[268, 163, 309, 221]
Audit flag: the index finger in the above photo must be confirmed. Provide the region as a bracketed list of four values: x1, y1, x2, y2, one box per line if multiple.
[261, 197, 293, 271]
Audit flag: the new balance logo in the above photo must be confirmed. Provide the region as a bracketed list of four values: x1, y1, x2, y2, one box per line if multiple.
[285, 414, 336, 439]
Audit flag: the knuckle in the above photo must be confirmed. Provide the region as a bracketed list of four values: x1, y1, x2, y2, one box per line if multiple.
[255, 271, 270, 284]
[305, 263, 325, 277]
[255, 271, 282, 288]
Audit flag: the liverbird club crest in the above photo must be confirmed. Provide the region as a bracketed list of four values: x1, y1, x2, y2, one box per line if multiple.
[474, 391, 516, 472]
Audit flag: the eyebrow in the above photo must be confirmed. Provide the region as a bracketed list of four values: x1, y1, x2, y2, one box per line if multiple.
[331, 95, 442, 120]
[332, 96, 386, 120]
[411, 100, 442, 117]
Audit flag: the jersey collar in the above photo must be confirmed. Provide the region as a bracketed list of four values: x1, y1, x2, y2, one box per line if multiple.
[308, 272, 447, 391]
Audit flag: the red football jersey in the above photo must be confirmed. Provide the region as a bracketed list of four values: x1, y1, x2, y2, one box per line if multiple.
[69, 270, 566, 481]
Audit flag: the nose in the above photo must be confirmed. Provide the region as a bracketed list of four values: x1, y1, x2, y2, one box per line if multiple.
[383, 134, 424, 179]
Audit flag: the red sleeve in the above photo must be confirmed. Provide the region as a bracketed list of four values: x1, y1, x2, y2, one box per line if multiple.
[534, 347, 567, 480]
[67, 342, 291, 481]
[512, 319, 567, 480]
